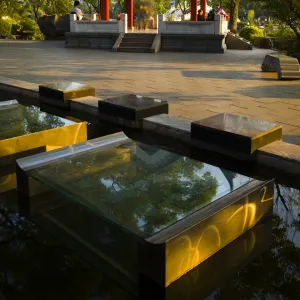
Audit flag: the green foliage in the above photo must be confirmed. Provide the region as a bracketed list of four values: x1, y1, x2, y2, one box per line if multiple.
[238, 20, 249, 31]
[154, 0, 170, 14]
[255, 0, 300, 41]
[239, 25, 264, 42]
[265, 25, 296, 39]
[276, 27, 296, 39]
[17, 18, 44, 40]
[0, 19, 12, 36]
[43, 0, 73, 15]
[134, 0, 155, 19]
[247, 9, 255, 25]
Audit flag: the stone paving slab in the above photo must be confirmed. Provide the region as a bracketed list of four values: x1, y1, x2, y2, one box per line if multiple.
[1, 41, 300, 138]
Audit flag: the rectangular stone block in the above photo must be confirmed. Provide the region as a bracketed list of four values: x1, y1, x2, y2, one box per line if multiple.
[0, 76, 39, 98]
[191, 113, 282, 154]
[143, 114, 191, 142]
[70, 96, 102, 117]
[39, 81, 95, 108]
[255, 140, 300, 189]
[98, 94, 168, 128]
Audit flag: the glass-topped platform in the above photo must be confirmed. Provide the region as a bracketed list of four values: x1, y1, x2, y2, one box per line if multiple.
[0, 100, 87, 193]
[0, 100, 74, 140]
[0, 100, 87, 158]
[27, 140, 251, 237]
[16, 133, 274, 288]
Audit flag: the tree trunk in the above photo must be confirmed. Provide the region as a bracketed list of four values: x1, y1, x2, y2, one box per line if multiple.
[290, 24, 300, 42]
[228, 0, 240, 34]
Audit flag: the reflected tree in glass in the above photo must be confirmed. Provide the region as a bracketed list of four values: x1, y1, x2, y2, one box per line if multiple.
[51, 145, 219, 236]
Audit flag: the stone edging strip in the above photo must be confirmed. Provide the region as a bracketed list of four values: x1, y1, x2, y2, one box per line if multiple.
[0, 76, 39, 98]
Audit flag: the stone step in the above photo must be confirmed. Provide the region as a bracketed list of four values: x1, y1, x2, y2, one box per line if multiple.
[125, 33, 156, 38]
[120, 42, 152, 48]
[118, 47, 151, 53]
[280, 64, 300, 71]
[280, 71, 300, 79]
[122, 37, 155, 43]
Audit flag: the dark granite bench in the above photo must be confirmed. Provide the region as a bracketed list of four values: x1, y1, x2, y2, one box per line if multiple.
[261, 54, 300, 80]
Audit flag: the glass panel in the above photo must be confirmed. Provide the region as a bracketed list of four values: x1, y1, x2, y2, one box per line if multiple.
[0, 102, 74, 140]
[30, 141, 253, 238]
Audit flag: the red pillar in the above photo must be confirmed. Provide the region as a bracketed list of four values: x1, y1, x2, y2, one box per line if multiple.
[101, 0, 109, 20]
[190, 0, 197, 21]
[201, 0, 207, 18]
[126, 0, 134, 28]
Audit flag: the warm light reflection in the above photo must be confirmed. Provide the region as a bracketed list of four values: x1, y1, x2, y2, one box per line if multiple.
[0, 174, 16, 193]
[0, 145, 16, 157]
[0, 122, 87, 157]
[165, 182, 273, 287]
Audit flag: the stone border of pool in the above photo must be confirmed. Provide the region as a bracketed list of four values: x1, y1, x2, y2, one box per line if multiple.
[1, 76, 300, 189]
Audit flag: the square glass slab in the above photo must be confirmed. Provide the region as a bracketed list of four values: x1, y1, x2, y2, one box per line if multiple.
[27, 139, 253, 238]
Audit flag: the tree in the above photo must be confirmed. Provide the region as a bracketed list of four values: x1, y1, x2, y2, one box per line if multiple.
[154, 0, 170, 14]
[175, 0, 190, 21]
[43, 0, 73, 15]
[254, 0, 300, 41]
[28, 0, 46, 20]
[209, 0, 241, 33]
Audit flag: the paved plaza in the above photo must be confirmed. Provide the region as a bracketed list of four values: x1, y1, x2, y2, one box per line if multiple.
[1, 40, 300, 142]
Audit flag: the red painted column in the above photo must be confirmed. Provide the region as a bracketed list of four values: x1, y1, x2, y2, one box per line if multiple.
[126, 0, 134, 28]
[101, 0, 109, 20]
[190, 0, 197, 21]
[201, 0, 207, 19]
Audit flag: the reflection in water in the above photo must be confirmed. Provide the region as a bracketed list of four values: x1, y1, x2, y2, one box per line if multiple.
[0, 103, 72, 140]
[2, 186, 299, 300]
[0, 126, 299, 300]
[209, 185, 300, 300]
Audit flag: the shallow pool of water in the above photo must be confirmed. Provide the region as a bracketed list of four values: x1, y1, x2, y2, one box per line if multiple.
[0, 92, 299, 299]
[0, 185, 299, 300]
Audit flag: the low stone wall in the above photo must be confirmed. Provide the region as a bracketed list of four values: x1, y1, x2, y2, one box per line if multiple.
[253, 37, 291, 50]
[160, 34, 226, 53]
[65, 32, 119, 49]
[158, 14, 228, 35]
[70, 14, 127, 34]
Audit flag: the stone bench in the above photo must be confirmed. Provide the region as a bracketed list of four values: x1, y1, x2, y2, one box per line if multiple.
[261, 54, 300, 80]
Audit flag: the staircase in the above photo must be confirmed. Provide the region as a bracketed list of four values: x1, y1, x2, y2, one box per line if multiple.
[117, 33, 156, 53]
[225, 32, 253, 50]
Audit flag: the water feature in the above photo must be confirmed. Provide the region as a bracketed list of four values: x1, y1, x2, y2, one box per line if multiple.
[0, 92, 299, 299]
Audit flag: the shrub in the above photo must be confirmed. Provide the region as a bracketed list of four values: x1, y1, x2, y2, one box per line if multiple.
[17, 18, 44, 40]
[266, 26, 296, 39]
[276, 27, 296, 39]
[239, 25, 264, 43]
[0, 19, 12, 36]
[237, 20, 249, 31]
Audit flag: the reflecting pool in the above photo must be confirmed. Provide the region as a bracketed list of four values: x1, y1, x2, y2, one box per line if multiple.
[0, 92, 299, 299]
